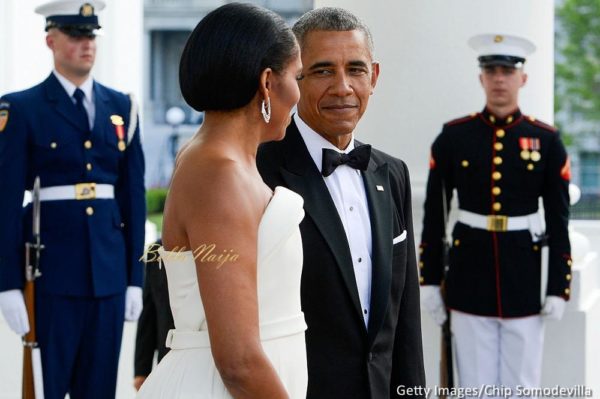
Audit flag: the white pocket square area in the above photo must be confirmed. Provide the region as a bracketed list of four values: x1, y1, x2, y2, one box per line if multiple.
[393, 230, 407, 245]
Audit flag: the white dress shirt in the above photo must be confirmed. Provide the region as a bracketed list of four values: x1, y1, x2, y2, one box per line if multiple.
[53, 70, 95, 130]
[295, 114, 373, 328]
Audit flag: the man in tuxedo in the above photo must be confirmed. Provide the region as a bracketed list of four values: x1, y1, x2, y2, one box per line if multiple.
[257, 7, 425, 398]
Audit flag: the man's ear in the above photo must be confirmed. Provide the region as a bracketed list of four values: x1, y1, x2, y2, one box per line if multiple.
[479, 73, 483, 87]
[46, 33, 54, 50]
[521, 72, 528, 88]
[370, 62, 380, 93]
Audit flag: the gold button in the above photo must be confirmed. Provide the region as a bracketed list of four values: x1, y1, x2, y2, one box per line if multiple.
[564, 288, 570, 295]
[493, 156, 503, 165]
[492, 186, 501, 196]
[50, 142, 57, 149]
[493, 202, 502, 211]
[494, 142, 503, 151]
[506, 115, 513, 123]
[527, 163, 534, 171]
[418, 261, 424, 268]
[529, 116, 536, 122]
[567, 259, 573, 267]
[492, 171, 502, 181]
[496, 129, 505, 138]
[461, 160, 469, 168]
[533, 245, 539, 251]
[86, 206, 94, 216]
[419, 276, 424, 284]
[86, 163, 92, 171]
[419, 247, 424, 254]
[489, 115, 496, 123]
[84, 140, 92, 149]
[454, 239, 460, 246]
[566, 274, 572, 281]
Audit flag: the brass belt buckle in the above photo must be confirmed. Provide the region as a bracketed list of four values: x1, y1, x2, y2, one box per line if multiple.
[487, 215, 508, 232]
[75, 183, 96, 200]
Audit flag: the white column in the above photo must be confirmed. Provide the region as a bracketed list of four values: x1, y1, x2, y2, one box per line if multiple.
[314, 0, 554, 187]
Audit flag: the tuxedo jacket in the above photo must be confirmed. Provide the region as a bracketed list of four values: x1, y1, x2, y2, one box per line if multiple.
[134, 240, 175, 377]
[257, 121, 425, 399]
[0, 73, 146, 297]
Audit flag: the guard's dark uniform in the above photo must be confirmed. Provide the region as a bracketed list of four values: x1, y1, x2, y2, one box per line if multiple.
[0, 73, 146, 398]
[419, 107, 572, 317]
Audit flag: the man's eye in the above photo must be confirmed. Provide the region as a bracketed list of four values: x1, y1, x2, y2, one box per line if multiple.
[296, 74, 305, 81]
[313, 69, 332, 76]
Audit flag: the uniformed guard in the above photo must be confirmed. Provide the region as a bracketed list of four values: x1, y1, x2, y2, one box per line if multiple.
[419, 34, 571, 394]
[0, 1, 146, 397]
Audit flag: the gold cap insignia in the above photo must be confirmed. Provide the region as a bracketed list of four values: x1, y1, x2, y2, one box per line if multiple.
[80, 3, 94, 17]
[494, 35, 504, 43]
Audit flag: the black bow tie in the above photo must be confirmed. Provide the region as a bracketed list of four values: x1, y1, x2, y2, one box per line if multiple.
[321, 144, 371, 177]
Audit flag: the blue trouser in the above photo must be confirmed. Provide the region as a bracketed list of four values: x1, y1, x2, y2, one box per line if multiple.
[35, 292, 125, 399]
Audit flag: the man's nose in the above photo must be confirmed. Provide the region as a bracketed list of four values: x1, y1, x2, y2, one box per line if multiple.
[330, 72, 353, 96]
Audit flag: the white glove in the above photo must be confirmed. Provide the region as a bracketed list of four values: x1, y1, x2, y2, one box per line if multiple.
[0, 289, 30, 335]
[125, 286, 143, 321]
[420, 285, 447, 326]
[541, 296, 566, 321]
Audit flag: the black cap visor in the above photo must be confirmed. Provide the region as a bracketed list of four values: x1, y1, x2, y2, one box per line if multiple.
[478, 55, 525, 68]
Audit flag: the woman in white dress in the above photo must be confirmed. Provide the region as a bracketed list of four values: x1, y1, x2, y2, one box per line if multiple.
[137, 3, 306, 398]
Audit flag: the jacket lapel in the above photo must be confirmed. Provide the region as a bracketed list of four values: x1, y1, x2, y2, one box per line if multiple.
[43, 73, 88, 133]
[91, 82, 110, 143]
[280, 122, 366, 326]
[361, 156, 394, 345]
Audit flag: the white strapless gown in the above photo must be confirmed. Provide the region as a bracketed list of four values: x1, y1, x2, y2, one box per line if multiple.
[137, 187, 307, 398]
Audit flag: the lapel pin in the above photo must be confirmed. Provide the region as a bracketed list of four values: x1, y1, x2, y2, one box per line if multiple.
[376, 185, 384, 192]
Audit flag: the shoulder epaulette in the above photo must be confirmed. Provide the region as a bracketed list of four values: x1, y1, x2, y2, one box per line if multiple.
[524, 115, 557, 132]
[445, 112, 478, 127]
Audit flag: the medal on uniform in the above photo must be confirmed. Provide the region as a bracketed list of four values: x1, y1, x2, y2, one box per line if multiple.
[519, 137, 530, 160]
[530, 138, 541, 162]
[0, 101, 9, 133]
[110, 115, 126, 151]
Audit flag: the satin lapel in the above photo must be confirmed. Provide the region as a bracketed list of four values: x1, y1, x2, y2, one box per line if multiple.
[362, 158, 393, 345]
[91, 82, 110, 143]
[280, 124, 365, 325]
[44, 73, 88, 132]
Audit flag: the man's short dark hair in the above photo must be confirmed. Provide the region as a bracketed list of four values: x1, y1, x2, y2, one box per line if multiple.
[179, 3, 297, 112]
[292, 7, 374, 55]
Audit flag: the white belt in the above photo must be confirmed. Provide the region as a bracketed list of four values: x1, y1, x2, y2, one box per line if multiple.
[458, 210, 541, 233]
[165, 313, 307, 350]
[39, 183, 114, 201]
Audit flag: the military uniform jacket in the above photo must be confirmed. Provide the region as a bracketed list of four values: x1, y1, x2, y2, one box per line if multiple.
[0, 73, 146, 297]
[420, 108, 572, 318]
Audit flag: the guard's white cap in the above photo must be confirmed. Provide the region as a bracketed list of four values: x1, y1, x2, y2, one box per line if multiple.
[35, 1, 106, 36]
[468, 33, 536, 67]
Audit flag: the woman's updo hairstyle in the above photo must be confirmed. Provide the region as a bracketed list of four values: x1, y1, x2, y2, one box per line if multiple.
[179, 3, 297, 112]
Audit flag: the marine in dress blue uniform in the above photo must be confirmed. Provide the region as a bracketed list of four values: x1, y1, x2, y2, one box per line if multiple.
[419, 34, 572, 394]
[0, 2, 146, 398]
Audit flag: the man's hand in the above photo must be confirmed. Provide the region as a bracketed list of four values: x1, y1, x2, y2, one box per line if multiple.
[133, 375, 147, 391]
[541, 295, 566, 321]
[125, 286, 143, 321]
[420, 285, 447, 326]
[0, 289, 30, 335]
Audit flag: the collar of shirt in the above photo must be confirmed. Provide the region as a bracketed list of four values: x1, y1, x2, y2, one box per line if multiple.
[294, 113, 356, 174]
[53, 70, 94, 103]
